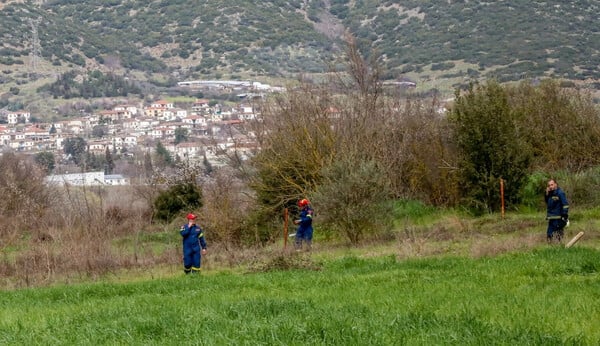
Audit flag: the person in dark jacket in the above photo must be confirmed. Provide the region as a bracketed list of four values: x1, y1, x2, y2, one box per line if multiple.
[545, 179, 569, 243]
[293, 198, 314, 251]
[180, 213, 207, 274]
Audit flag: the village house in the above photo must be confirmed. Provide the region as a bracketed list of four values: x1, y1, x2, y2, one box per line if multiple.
[0, 133, 11, 146]
[191, 99, 211, 115]
[6, 111, 31, 124]
[98, 110, 121, 123]
[87, 140, 111, 154]
[162, 108, 187, 121]
[8, 139, 35, 151]
[122, 118, 142, 130]
[59, 118, 90, 135]
[144, 99, 174, 118]
[172, 141, 204, 159]
[182, 115, 207, 127]
[104, 174, 130, 186]
[122, 134, 138, 147]
[237, 104, 258, 120]
[148, 126, 174, 139]
[113, 104, 138, 118]
[137, 117, 161, 129]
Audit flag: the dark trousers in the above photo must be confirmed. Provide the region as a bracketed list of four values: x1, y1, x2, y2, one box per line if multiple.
[547, 219, 565, 241]
[183, 247, 201, 273]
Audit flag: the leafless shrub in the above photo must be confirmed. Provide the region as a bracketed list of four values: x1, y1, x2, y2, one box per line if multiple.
[200, 167, 254, 250]
[509, 80, 600, 171]
[0, 153, 59, 244]
[249, 35, 460, 244]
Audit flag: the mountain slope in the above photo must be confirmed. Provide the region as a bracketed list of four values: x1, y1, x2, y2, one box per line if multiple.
[1, 0, 599, 106]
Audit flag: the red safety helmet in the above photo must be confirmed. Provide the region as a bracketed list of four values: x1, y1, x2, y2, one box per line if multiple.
[297, 198, 310, 208]
[186, 213, 197, 220]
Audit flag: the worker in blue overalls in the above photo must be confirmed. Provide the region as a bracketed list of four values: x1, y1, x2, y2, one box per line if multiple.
[545, 179, 569, 243]
[180, 213, 207, 274]
[294, 198, 314, 251]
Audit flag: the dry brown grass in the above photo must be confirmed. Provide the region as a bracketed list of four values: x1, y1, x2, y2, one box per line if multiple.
[0, 171, 594, 290]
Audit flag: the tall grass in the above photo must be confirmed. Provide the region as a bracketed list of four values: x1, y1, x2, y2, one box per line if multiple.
[1, 248, 599, 345]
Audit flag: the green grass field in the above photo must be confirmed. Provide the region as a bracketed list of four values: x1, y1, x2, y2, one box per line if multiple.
[1, 246, 599, 345]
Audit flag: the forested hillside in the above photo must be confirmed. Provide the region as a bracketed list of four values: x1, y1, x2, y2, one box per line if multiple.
[1, 0, 599, 106]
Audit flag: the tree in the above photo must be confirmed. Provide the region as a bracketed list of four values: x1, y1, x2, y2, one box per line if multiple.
[105, 147, 115, 174]
[449, 81, 532, 213]
[85, 151, 104, 171]
[34, 151, 55, 173]
[174, 127, 188, 145]
[153, 182, 203, 222]
[63, 137, 87, 165]
[155, 140, 173, 167]
[200, 168, 249, 249]
[0, 153, 55, 228]
[202, 153, 213, 176]
[247, 35, 456, 243]
[92, 125, 107, 138]
[313, 158, 393, 244]
[508, 80, 600, 171]
[143, 152, 153, 179]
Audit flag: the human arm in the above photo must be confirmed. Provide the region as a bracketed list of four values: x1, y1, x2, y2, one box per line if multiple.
[198, 228, 207, 251]
[558, 190, 569, 219]
[180, 225, 189, 237]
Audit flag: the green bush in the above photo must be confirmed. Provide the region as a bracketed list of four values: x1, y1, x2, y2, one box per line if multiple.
[153, 183, 203, 222]
[313, 159, 393, 244]
[519, 171, 549, 211]
[450, 81, 533, 214]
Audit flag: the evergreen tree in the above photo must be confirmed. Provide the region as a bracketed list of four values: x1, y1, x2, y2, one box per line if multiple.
[153, 182, 203, 222]
[63, 137, 87, 165]
[34, 151, 55, 173]
[143, 152, 153, 179]
[449, 81, 532, 214]
[105, 147, 115, 174]
[174, 127, 188, 145]
[155, 141, 173, 167]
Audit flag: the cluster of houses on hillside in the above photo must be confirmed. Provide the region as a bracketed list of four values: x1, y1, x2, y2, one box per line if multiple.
[0, 96, 261, 184]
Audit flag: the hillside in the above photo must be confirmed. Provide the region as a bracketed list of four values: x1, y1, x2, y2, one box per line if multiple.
[1, 0, 599, 111]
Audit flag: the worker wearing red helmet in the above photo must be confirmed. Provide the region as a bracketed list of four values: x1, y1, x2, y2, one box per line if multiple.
[293, 198, 314, 251]
[180, 213, 207, 274]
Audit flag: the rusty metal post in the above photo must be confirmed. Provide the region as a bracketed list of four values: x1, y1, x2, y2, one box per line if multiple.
[283, 208, 289, 249]
[500, 178, 505, 219]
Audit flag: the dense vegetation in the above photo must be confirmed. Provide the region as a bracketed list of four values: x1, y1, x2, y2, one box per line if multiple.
[248, 41, 600, 236]
[38, 70, 142, 99]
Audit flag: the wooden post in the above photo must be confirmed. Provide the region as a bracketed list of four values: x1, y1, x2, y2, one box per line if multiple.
[500, 178, 505, 219]
[283, 208, 289, 249]
[566, 232, 584, 248]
